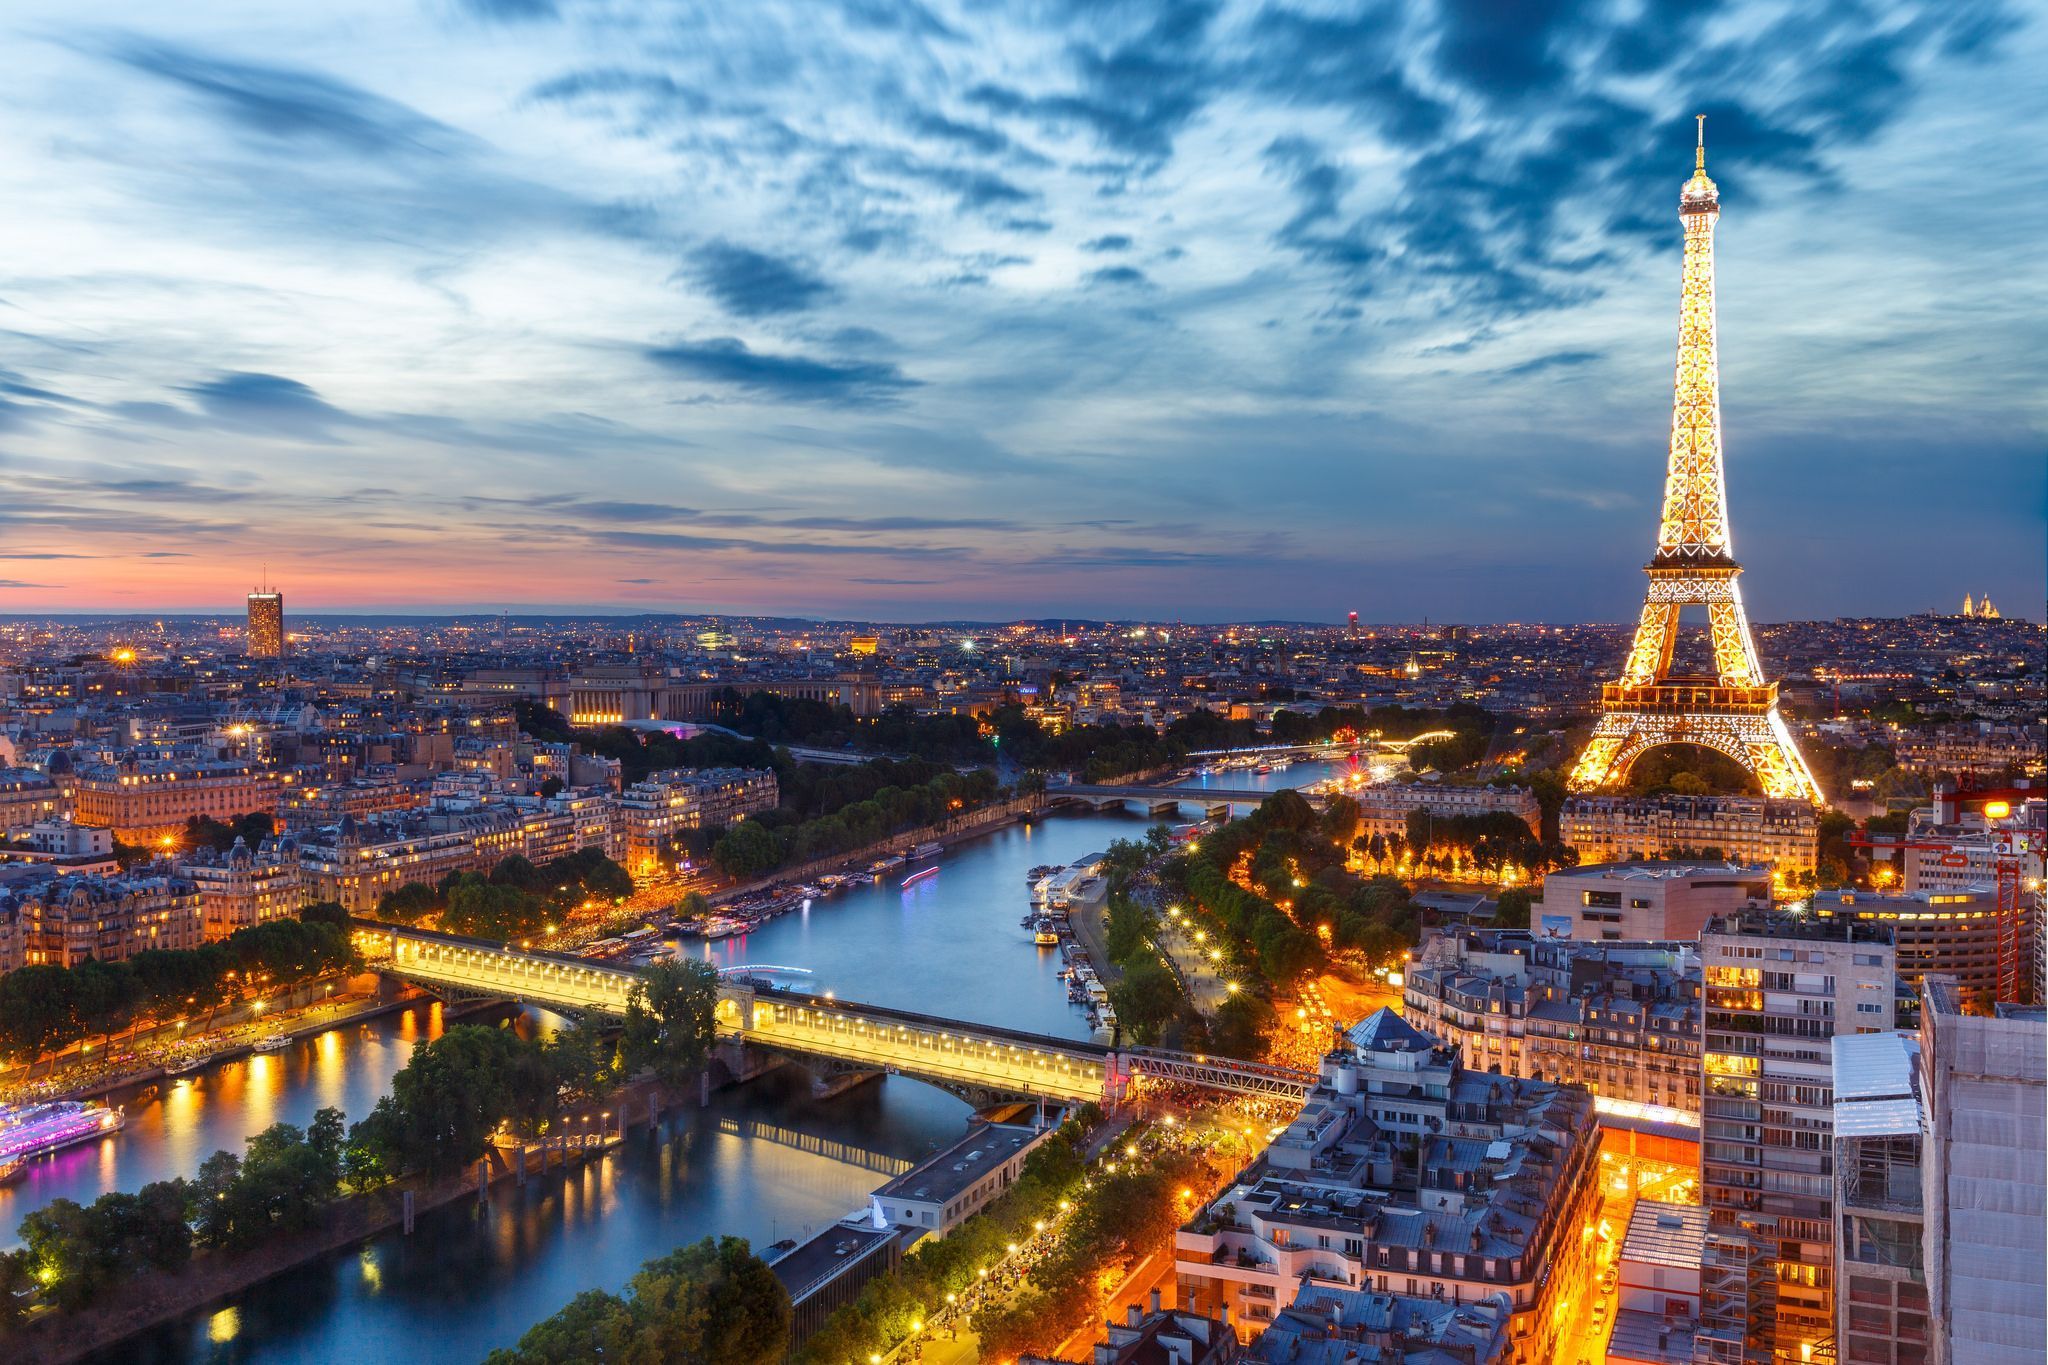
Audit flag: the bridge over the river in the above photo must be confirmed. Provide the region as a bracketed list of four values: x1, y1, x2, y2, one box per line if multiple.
[1049, 781, 1323, 816]
[355, 922, 1314, 1106]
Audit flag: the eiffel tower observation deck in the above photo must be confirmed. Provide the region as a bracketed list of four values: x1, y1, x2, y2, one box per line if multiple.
[1570, 119, 1825, 807]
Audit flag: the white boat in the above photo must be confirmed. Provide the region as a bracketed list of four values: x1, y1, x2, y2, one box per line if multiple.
[165, 1053, 215, 1076]
[910, 842, 944, 861]
[251, 1033, 291, 1053]
[0, 1101, 124, 1163]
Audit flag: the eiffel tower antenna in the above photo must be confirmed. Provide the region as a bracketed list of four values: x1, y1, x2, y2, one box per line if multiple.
[1568, 124, 1823, 806]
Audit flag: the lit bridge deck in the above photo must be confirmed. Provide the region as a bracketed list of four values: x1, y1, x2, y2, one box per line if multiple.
[358, 921, 1314, 1105]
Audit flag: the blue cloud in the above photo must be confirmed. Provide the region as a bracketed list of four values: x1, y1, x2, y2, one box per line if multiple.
[1080, 234, 1132, 252]
[644, 338, 918, 403]
[107, 40, 461, 156]
[685, 241, 836, 317]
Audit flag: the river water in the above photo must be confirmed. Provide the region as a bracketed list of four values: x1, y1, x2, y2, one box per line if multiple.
[7, 771, 1340, 1361]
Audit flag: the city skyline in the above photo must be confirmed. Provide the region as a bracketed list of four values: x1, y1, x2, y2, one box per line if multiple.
[3, 1, 2043, 623]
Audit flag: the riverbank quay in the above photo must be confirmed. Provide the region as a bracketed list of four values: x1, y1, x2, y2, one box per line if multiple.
[5, 1079, 693, 1365]
[709, 793, 1049, 907]
[0, 975, 440, 1108]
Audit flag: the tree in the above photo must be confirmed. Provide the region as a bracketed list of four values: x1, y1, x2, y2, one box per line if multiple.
[712, 820, 784, 880]
[1107, 958, 1183, 1044]
[1494, 887, 1533, 930]
[352, 1025, 543, 1176]
[0, 965, 79, 1075]
[485, 1288, 635, 1364]
[0, 1247, 35, 1330]
[626, 1237, 791, 1365]
[622, 960, 721, 1090]
[489, 1237, 788, 1365]
[376, 883, 440, 924]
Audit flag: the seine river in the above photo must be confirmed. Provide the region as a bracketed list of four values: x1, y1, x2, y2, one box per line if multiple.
[4, 763, 1341, 1362]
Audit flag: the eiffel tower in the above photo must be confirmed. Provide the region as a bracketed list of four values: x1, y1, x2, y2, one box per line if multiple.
[1569, 119, 1824, 806]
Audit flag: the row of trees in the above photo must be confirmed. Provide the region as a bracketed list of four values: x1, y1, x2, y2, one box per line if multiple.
[372, 849, 635, 941]
[3, 960, 724, 1331]
[0, 908, 357, 1075]
[711, 768, 1002, 879]
[971, 1147, 1210, 1360]
[794, 1115, 1093, 1364]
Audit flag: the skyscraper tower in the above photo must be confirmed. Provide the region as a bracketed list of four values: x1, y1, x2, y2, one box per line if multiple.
[247, 579, 284, 659]
[1568, 120, 1823, 806]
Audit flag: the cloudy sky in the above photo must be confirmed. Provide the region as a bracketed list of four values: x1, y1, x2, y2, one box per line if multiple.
[1, 0, 2041, 622]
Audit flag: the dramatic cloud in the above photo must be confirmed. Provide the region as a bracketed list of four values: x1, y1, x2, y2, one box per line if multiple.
[0, 0, 2035, 619]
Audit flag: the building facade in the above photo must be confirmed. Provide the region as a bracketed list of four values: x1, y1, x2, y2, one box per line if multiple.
[1352, 782, 1540, 842]
[246, 590, 284, 659]
[1810, 886, 2017, 1010]
[1561, 796, 1818, 875]
[1403, 928, 1702, 1118]
[0, 867, 205, 971]
[1695, 912, 1898, 1365]
[69, 757, 285, 844]
[1829, 1030, 1927, 1365]
[1917, 976, 2046, 1365]
[180, 836, 308, 939]
[1538, 861, 1767, 942]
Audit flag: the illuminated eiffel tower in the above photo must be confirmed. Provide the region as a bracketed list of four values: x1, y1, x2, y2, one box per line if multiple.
[1569, 119, 1824, 806]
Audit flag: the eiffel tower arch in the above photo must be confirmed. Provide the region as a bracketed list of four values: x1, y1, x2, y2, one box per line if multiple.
[1569, 119, 1824, 807]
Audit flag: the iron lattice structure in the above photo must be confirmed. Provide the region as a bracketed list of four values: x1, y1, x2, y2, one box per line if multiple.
[1571, 123, 1824, 807]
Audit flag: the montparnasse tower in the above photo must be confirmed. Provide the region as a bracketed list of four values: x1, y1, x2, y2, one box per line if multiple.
[1568, 119, 1824, 806]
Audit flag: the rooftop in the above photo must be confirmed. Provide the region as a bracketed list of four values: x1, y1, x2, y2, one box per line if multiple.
[1621, 1199, 1707, 1273]
[872, 1121, 1044, 1208]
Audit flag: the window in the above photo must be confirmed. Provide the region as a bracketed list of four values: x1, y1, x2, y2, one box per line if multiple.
[1582, 890, 1622, 908]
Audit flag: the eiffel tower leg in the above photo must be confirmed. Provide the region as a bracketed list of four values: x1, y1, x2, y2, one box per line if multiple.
[1569, 715, 1637, 791]
[1741, 710, 1824, 805]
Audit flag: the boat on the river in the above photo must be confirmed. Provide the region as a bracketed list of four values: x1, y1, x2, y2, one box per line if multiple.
[901, 865, 939, 888]
[165, 1053, 215, 1076]
[251, 1033, 291, 1053]
[1034, 926, 1060, 947]
[910, 841, 944, 861]
[0, 1101, 124, 1164]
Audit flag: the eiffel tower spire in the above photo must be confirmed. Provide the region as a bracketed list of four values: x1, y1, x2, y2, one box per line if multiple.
[1570, 121, 1824, 806]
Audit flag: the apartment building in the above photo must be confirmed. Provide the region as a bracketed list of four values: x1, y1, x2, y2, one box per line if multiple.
[1352, 782, 1540, 842]
[0, 866, 205, 970]
[0, 768, 66, 831]
[1560, 795, 1818, 875]
[1174, 1009, 1600, 1362]
[1694, 912, 1898, 1365]
[1402, 928, 1701, 1117]
[617, 766, 778, 872]
[69, 756, 284, 843]
[180, 836, 308, 939]
[1810, 886, 2018, 1009]
[296, 815, 485, 912]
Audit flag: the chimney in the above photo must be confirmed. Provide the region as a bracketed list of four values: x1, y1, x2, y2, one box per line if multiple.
[1128, 1304, 1141, 1328]
[1150, 1288, 1162, 1316]
[1220, 1303, 1230, 1327]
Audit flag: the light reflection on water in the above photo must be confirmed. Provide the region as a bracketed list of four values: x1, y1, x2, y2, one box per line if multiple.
[17, 792, 1328, 1362]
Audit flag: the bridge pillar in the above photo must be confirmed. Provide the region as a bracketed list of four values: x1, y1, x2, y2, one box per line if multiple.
[1145, 800, 1180, 818]
[809, 1065, 885, 1100]
[1103, 1051, 1132, 1108]
[1206, 804, 1230, 822]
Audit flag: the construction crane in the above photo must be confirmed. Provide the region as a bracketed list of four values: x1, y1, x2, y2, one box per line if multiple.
[1851, 790, 2042, 1005]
